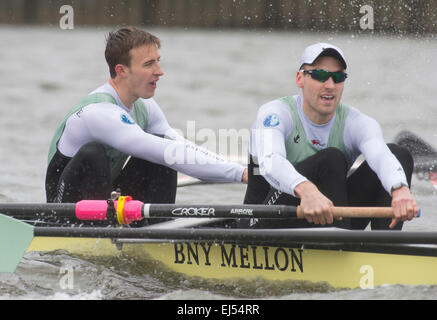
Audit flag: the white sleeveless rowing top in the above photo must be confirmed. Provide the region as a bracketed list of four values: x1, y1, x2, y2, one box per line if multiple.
[56, 82, 245, 182]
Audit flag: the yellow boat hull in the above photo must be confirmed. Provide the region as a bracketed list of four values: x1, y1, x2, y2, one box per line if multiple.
[27, 236, 437, 289]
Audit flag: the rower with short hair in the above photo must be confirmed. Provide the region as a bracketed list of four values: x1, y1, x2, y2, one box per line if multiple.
[243, 42, 419, 230]
[45, 27, 247, 205]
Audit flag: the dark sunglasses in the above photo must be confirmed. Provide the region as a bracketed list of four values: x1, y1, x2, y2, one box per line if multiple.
[301, 69, 348, 83]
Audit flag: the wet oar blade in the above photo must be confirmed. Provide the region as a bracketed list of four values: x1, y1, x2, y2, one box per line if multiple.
[0, 214, 34, 273]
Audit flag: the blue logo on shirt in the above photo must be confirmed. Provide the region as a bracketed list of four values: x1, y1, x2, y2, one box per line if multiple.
[263, 114, 280, 127]
[121, 113, 135, 125]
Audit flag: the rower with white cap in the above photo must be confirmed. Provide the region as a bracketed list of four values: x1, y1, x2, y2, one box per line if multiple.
[242, 42, 419, 230]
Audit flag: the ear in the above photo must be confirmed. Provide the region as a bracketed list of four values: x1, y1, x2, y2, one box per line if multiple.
[114, 64, 127, 78]
[296, 71, 304, 89]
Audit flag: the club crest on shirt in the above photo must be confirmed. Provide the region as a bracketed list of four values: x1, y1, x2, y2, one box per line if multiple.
[121, 113, 135, 125]
[263, 114, 280, 127]
[311, 139, 326, 148]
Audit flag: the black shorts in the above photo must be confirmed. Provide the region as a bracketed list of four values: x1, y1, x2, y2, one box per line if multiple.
[45, 142, 177, 204]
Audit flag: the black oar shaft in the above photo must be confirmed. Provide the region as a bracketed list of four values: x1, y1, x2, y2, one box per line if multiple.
[0, 203, 76, 219]
[144, 204, 298, 219]
[0, 202, 299, 221]
[32, 227, 437, 245]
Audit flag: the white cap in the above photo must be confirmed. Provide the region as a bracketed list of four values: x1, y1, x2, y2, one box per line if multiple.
[299, 42, 347, 70]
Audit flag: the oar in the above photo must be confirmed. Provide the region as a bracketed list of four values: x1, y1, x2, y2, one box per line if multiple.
[0, 212, 430, 273]
[143, 203, 404, 219]
[0, 200, 419, 225]
[394, 130, 437, 160]
[394, 130, 437, 189]
[0, 214, 34, 273]
[176, 154, 247, 187]
[177, 175, 212, 187]
[170, 172, 243, 228]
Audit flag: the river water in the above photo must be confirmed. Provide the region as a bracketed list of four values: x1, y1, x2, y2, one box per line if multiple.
[0, 25, 437, 301]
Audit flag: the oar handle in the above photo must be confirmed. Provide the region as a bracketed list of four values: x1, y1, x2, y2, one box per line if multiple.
[296, 206, 400, 219]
